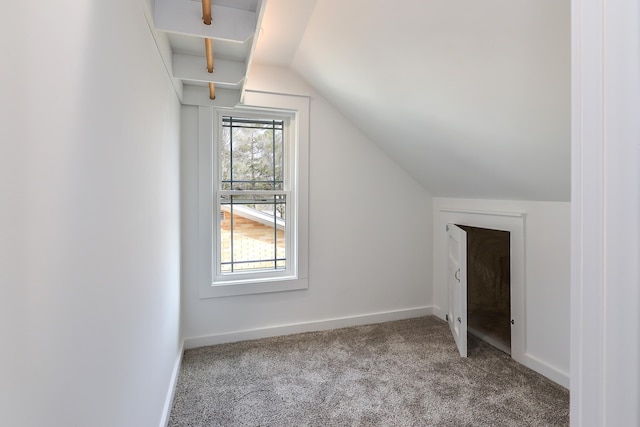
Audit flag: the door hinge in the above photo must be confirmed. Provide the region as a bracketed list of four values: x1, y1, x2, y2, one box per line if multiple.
[511, 319, 515, 325]
[457, 317, 462, 323]
[445, 314, 449, 321]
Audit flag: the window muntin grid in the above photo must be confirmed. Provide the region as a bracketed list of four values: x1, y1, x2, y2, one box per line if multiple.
[217, 116, 288, 275]
[220, 116, 284, 191]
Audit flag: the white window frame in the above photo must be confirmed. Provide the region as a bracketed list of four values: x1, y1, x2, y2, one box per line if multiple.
[198, 91, 309, 298]
[214, 111, 293, 283]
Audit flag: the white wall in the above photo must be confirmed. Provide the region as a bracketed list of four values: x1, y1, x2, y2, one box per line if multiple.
[432, 198, 570, 386]
[0, 2, 181, 426]
[181, 65, 433, 345]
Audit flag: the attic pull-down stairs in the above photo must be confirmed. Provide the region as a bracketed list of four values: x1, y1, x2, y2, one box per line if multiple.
[153, 0, 266, 107]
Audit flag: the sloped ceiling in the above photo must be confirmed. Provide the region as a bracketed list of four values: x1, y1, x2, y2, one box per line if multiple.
[254, 0, 571, 201]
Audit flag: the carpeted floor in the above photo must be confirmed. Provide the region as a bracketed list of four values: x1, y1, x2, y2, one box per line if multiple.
[168, 316, 569, 426]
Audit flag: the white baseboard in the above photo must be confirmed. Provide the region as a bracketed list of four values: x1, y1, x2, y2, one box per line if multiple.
[184, 306, 433, 349]
[432, 305, 445, 321]
[433, 305, 568, 389]
[159, 340, 184, 427]
[522, 352, 570, 389]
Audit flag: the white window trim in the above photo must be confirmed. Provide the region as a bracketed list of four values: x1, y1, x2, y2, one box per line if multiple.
[198, 91, 309, 298]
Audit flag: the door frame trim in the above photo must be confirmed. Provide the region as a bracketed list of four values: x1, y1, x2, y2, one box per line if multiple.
[439, 209, 526, 366]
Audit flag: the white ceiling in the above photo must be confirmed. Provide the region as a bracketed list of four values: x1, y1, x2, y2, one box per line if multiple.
[252, 0, 571, 201]
[251, 0, 317, 66]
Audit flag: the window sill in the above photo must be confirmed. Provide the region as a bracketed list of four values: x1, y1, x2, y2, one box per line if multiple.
[199, 277, 308, 298]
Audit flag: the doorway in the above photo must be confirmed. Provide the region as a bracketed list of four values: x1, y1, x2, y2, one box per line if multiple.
[458, 225, 511, 355]
[440, 208, 525, 365]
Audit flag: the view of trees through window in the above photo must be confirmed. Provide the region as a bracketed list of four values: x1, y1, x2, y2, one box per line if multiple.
[221, 118, 283, 189]
[218, 116, 287, 273]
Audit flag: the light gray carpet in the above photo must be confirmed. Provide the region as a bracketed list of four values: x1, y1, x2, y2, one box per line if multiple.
[169, 316, 569, 426]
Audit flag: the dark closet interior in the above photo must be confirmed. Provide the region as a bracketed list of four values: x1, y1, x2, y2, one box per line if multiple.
[458, 225, 511, 355]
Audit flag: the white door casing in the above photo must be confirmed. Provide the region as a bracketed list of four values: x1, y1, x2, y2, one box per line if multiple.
[571, 0, 640, 423]
[436, 209, 541, 381]
[447, 223, 467, 357]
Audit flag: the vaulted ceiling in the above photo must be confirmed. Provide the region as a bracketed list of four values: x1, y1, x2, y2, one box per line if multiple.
[153, 0, 571, 201]
[253, 0, 571, 201]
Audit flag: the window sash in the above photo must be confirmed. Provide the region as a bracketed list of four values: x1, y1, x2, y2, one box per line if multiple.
[213, 112, 296, 284]
[220, 115, 285, 192]
[216, 190, 290, 277]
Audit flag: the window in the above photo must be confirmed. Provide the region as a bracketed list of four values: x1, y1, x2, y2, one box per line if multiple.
[198, 92, 309, 298]
[215, 114, 291, 280]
